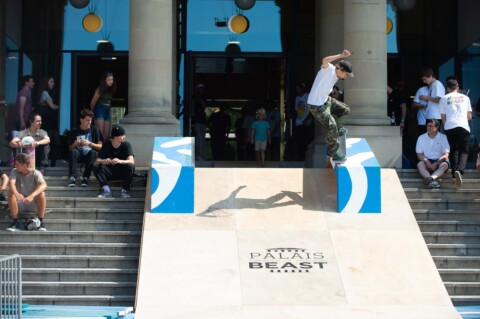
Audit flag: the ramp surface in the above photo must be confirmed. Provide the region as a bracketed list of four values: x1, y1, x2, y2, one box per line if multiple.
[136, 168, 460, 319]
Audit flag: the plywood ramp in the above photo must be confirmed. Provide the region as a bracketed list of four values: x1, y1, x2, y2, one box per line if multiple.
[135, 168, 461, 319]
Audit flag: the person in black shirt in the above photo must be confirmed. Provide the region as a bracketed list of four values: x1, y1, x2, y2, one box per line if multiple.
[93, 125, 135, 198]
[67, 109, 103, 187]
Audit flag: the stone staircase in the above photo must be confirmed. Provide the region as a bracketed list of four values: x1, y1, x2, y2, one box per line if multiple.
[398, 168, 480, 306]
[0, 166, 147, 306]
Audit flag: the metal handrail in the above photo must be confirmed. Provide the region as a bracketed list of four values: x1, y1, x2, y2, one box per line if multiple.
[0, 254, 22, 319]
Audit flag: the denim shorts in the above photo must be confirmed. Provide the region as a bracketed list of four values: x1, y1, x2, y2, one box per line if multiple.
[93, 103, 111, 121]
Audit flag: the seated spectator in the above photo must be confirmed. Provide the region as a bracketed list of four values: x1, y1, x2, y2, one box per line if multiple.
[415, 119, 450, 188]
[93, 125, 134, 198]
[0, 169, 9, 201]
[9, 113, 50, 174]
[67, 109, 103, 187]
[6, 153, 48, 231]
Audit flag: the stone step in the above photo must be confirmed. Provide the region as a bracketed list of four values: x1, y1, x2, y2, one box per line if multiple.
[3, 207, 144, 220]
[422, 232, 480, 244]
[439, 269, 480, 282]
[408, 199, 480, 210]
[414, 209, 480, 222]
[2, 255, 139, 268]
[450, 295, 480, 306]
[433, 256, 480, 269]
[404, 188, 480, 200]
[22, 268, 138, 282]
[22, 295, 135, 307]
[427, 244, 480, 256]
[401, 178, 480, 190]
[43, 187, 146, 198]
[0, 219, 142, 231]
[22, 281, 137, 296]
[418, 221, 480, 232]
[445, 282, 480, 295]
[36, 197, 145, 209]
[0, 242, 140, 256]
[0, 231, 141, 243]
[396, 169, 480, 179]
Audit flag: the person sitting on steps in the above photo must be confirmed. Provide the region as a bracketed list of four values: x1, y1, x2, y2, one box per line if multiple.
[6, 153, 48, 231]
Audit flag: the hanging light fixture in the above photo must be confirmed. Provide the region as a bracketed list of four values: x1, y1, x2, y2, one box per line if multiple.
[234, 0, 256, 11]
[82, 0, 102, 33]
[70, 0, 90, 9]
[228, 14, 249, 34]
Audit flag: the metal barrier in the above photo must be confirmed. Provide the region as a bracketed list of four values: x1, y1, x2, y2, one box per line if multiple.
[0, 254, 22, 319]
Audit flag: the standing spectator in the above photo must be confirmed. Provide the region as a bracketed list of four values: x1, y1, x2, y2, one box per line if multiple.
[294, 82, 313, 160]
[9, 113, 50, 174]
[6, 153, 48, 231]
[93, 125, 134, 198]
[67, 109, 103, 187]
[416, 119, 450, 188]
[308, 50, 353, 162]
[90, 72, 116, 141]
[440, 79, 472, 188]
[191, 84, 208, 161]
[387, 80, 408, 129]
[0, 170, 9, 201]
[266, 101, 281, 161]
[242, 105, 255, 161]
[412, 85, 429, 136]
[208, 105, 231, 161]
[419, 68, 445, 126]
[251, 108, 271, 167]
[235, 107, 247, 160]
[15, 75, 35, 130]
[35, 77, 60, 167]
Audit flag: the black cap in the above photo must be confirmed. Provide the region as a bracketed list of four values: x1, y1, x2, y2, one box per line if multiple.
[446, 79, 459, 89]
[338, 60, 354, 78]
[111, 125, 126, 137]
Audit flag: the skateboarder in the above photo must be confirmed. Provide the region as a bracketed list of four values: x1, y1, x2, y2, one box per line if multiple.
[307, 50, 354, 162]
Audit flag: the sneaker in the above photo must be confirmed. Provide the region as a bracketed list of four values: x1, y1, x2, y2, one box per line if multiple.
[6, 221, 22, 232]
[332, 152, 347, 162]
[121, 189, 131, 199]
[454, 171, 463, 188]
[68, 176, 76, 187]
[424, 176, 433, 186]
[38, 223, 46, 231]
[98, 190, 112, 198]
[81, 178, 89, 187]
[338, 127, 348, 136]
[428, 180, 440, 188]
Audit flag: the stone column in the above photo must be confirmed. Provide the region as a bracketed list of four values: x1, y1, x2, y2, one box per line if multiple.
[121, 0, 180, 166]
[343, 0, 401, 167]
[306, 0, 344, 168]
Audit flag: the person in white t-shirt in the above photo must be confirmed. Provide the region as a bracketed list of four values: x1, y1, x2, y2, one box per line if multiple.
[412, 85, 429, 136]
[415, 119, 450, 188]
[419, 68, 445, 123]
[307, 50, 353, 162]
[439, 79, 472, 188]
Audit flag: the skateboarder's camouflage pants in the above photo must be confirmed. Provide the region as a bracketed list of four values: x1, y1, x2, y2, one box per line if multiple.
[309, 97, 350, 157]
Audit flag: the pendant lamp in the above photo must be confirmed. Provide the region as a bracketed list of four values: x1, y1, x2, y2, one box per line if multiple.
[234, 0, 255, 11]
[70, 0, 90, 9]
[228, 14, 250, 34]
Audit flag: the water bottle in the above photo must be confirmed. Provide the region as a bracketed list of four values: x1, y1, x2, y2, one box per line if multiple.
[390, 112, 396, 126]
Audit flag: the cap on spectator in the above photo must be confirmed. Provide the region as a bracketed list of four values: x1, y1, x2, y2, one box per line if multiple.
[111, 125, 126, 137]
[338, 60, 354, 78]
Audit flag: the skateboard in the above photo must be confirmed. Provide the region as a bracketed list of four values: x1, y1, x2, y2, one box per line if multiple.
[20, 136, 36, 169]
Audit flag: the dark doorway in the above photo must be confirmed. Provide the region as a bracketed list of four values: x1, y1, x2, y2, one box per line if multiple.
[72, 53, 129, 128]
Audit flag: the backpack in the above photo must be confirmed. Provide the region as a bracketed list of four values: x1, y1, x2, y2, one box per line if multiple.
[24, 217, 41, 230]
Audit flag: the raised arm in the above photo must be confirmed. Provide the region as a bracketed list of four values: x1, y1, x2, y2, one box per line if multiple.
[322, 50, 351, 69]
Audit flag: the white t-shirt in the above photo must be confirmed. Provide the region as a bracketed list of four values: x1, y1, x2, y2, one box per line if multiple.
[425, 80, 445, 120]
[307, 64, 338, 106]
[415, 131, 450, 160]
[439, 91, 472, 132]
[295, 93, 311, 126]
[413, 86, 428, 125]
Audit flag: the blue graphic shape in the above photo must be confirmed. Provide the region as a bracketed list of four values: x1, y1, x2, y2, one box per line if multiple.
[332, 138, 381, 213]
[151, 137, 194, 213]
